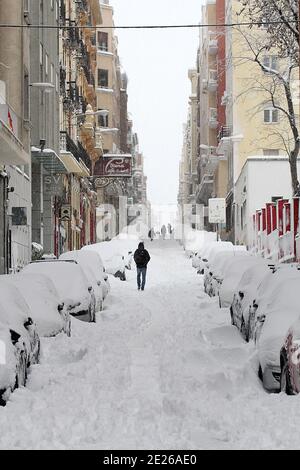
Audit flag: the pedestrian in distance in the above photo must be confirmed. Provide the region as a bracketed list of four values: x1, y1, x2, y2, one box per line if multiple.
[148, 228, 155, 241]
[161, 224, 167, 240]
[134, 242, 151, 291]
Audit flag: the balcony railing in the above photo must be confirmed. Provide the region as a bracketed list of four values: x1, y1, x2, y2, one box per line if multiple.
[60, 131, 92, 172]
[218, 126, 231, 142]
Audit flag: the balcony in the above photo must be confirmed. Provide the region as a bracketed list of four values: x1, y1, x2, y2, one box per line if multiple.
[60, 131, 92, 174]
[217, 126, 232, 157]
[196, 174, 214, 205]
[0, 104, 29, 165]
[218, 126, 231, 141]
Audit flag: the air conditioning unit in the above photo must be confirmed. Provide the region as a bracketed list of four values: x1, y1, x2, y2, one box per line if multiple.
[61, 205, 71, 221]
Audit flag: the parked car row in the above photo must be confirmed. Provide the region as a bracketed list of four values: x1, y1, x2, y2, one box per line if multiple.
[82, 240, 135, 281]
[192, 239, 300, 395]
[0, 249, 110, 405]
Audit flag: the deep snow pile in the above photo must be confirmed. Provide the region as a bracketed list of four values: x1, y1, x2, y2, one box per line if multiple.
[0, 240, 300, 449]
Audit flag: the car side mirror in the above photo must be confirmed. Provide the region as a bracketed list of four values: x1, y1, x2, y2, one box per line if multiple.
[257, 314, 266, 323]
[24, 317, 34, 329]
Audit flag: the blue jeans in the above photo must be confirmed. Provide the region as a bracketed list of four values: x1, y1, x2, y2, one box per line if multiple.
[137, 267, 147, 290]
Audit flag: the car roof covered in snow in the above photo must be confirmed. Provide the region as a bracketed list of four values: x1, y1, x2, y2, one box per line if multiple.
[23, 261, 91, 310]
[1, 273, 65, 338]
[209, 250, 250, 277]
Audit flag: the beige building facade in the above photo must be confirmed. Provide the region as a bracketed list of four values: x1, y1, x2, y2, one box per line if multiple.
[0, 0, 31, 273]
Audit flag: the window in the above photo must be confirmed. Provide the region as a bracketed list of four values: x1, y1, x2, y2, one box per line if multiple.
[45, 53, 49, 76]
[261, 16, 269, 29]
[264, 107, 279, 123]
[56, 72, 59, 93]
[98, 110, 109, 127]
[209, 69, 218, 81]
[263, 149, 279, 156]
[98, 69, 109, 88]
[263, 55, 278, 72]
[50, 63, 54, 84]
[98, 32, 108, 51]
[39, 43, 43, 79]
[209, 107, 217, 120]
[24, 0, 30, 22]
[23, 69, 29, 120]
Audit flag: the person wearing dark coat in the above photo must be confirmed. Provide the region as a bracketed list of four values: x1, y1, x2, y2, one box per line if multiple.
[134, 242, 151, 291]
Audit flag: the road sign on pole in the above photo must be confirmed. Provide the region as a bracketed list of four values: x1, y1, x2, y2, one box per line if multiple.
[208, 198, 226, 224]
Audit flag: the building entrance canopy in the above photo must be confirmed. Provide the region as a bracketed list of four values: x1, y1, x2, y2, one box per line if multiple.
[31, 146, 69, 174]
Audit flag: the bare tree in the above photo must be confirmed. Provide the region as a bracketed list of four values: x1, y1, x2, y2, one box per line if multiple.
[235, 1, 300, 195]
[239, 0, 299, 62]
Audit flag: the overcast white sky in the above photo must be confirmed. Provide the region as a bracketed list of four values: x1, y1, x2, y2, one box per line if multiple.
[110, 0, 202, 205]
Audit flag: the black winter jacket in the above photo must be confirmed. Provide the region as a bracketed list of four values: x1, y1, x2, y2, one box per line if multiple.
[134, 248, 151, 268]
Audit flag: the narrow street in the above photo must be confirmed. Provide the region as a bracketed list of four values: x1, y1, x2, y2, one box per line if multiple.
[0, 241, 299, 450]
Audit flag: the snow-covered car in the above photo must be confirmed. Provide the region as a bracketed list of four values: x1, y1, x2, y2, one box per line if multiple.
[78, 249, 110, 299]
[197, 241, 236, 275]
[184, 230, 217, 259]
[0, 282, 41, 404]
[249, 265, 300, 342]
[230, 260, 273, 341]
[204, 250, 250, 297]
[280, 318, 300, 395]
[0, 322, 28, 406]
[82, 240, 138, 281]
[0, 274, 71, 337]
[219, 256, 264, 309]
[256, 278, 300, 392]
[23, 260, 96, 323]
[60, 250, 110, 312]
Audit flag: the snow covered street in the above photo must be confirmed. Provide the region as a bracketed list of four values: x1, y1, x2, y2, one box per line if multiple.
[1, 240, 300, 450]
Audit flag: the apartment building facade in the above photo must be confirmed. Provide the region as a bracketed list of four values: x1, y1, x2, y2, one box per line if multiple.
[220, 0, 299, 245]
[179, 0, 299, 244]
[0, 0, 31, 273]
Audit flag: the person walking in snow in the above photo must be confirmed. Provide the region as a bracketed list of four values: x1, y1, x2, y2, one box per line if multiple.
[134, 242, 151, 291]
[148, 227, 155, 241]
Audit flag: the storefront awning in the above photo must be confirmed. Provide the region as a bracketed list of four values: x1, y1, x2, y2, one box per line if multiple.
[31, 146, 68, 174]
[60, 151, 90, 177]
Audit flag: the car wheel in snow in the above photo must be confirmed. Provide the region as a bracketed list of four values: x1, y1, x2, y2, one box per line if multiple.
[280, 356, 294, 395]
[241, 318, 248, 342]
[230, 307, 234, 325]
[258, 365, 263, 381]
[66, 320, 72, 337]
[15, 352, 27, 389]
